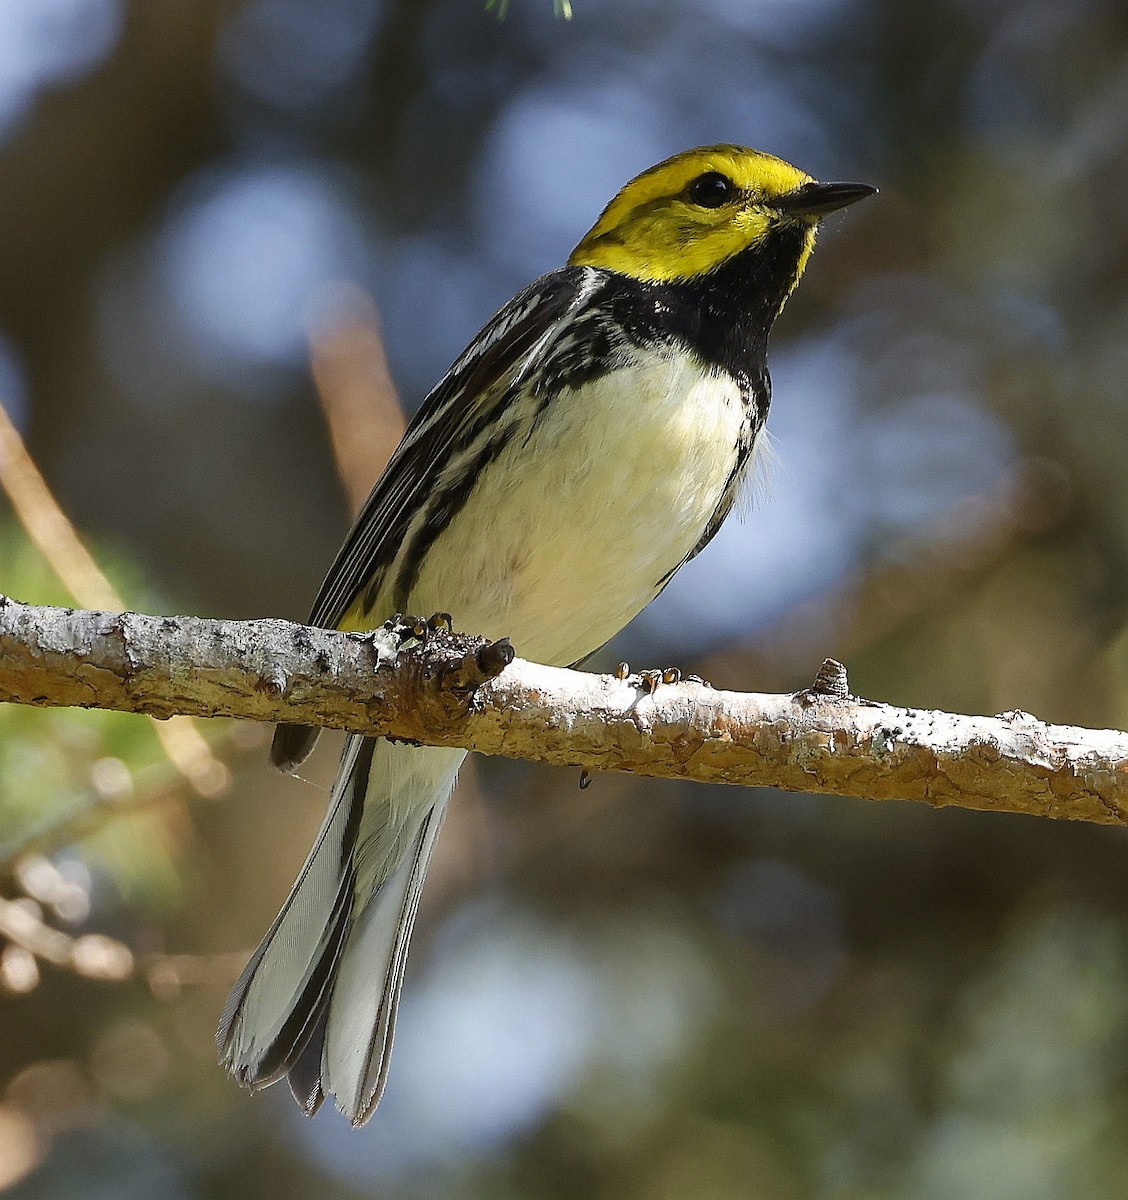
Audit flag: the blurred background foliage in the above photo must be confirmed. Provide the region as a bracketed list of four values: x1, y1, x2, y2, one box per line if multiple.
[2, 0, 1128, 1196]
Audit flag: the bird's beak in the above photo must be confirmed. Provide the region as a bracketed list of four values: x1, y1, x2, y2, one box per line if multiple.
[776, 180, 877, 218]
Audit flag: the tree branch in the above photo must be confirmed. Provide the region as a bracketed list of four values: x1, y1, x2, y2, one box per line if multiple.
[1, 594, 1126, 825]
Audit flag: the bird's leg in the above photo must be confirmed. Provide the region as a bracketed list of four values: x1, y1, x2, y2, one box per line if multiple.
[426, 611, 453, 634]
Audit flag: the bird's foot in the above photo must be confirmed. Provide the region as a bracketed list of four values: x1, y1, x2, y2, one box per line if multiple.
[613, 661, 710, 692]
[385, 611, 454, 646]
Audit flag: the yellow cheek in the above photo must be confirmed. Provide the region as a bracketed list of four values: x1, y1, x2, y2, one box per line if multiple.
[574, 207, 777, 283]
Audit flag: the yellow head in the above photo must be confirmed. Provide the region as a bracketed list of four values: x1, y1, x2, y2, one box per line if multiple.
[569, 144, 874, 286]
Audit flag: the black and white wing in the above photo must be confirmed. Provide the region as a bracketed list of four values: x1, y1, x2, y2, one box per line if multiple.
[272, 265, 604, 769]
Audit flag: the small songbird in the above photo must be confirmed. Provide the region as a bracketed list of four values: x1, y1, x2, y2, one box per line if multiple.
[217, 145, 874, 1125]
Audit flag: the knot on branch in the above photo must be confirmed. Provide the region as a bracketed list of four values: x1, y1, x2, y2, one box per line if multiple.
[795, 658, 850, 707]
[382, 615, 514, 740]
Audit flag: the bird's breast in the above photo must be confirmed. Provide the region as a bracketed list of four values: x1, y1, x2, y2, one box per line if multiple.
[408, 348, 755, 665]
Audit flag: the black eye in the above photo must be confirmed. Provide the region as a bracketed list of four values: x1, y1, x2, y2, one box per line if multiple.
[689, 171, 735, 208]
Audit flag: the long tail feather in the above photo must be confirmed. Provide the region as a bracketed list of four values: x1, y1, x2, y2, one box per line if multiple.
[218, 737, 465, 1124]
[324, 796, 448, 1123]
[217, 736, 374, 1085]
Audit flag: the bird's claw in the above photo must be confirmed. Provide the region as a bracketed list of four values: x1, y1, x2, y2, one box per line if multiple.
[615, 662, 707, 692]
[386, 611, 454, 646]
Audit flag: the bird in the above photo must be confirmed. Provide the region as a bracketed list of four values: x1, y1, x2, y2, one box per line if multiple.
[217, 144, 874, 1126]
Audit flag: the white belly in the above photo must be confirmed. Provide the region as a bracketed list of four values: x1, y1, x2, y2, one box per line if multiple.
[407, 350, 751, 666]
